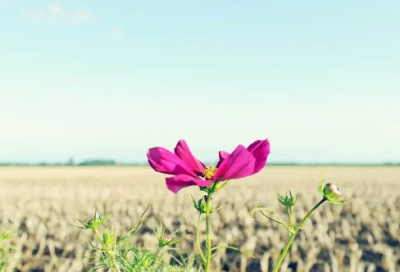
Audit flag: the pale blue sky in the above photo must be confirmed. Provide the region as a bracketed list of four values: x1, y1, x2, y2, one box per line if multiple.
[0, 0, 399, 163]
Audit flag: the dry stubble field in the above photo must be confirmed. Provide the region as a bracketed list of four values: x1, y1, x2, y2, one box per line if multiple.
[0, 166, 399, 272]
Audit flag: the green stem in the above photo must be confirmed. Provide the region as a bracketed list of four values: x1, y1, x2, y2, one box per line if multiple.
[288, 206, 293, 227]
[272, 198, 325, 272]
[196, 213, 206, 264]
[93, 227, 121, 272]
[155, 244, 164, 258]
[297, 198, 326, 229]
[155, 245, 166, 268]
[272, 232, 296, 272]
[205, 192, 213, 272]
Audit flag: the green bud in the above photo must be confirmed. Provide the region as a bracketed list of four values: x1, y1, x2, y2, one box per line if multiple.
[323, 183, 341, 195]
[79, 211, 112, 229]
[198, 196, 208, 211]
[277, 190, 297, 207]
[160, 233, 182, 247]
[155, 225, 183, 248]
[191, 194, 222, 214]
[191, 194, 209, 214]
[103, 229, 116, 246]
[319, 182, 349, 204]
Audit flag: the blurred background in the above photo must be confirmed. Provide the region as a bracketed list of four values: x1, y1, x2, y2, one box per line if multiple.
[0, 1, 399, 271]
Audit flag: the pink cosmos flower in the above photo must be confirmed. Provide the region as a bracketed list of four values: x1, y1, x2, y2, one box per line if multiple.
[147, 139, 270, 193]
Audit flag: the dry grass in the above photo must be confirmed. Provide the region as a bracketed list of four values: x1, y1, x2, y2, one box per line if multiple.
[0, 166, 399, 272]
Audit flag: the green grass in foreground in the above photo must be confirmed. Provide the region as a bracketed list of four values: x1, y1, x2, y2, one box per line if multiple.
[78, 207, 203, 272]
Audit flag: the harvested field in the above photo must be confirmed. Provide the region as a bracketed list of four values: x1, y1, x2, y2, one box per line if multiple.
[0, 166, 399, 272]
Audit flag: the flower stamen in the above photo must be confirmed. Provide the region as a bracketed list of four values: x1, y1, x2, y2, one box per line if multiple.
[203, 166, 217, 180]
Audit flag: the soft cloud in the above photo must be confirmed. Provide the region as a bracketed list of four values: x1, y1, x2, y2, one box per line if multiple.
[22, 3, 94, 24]
[111, 26, 123, 38]
[49, 3, 63, 16]
[69, 9, 94, 23]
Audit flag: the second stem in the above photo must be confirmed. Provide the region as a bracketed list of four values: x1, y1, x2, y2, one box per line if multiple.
[205, 191, 213, 272]
[93, 227, 121, 272]
[272, 198, 326, 272]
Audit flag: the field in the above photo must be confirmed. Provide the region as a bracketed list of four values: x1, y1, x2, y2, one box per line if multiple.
[0, 166, 399, 272]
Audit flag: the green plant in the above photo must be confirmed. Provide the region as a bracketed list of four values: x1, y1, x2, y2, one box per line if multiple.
[0, 230, 15, 272]
[252, 175, 349, 272]
[78, 204, 203, 272]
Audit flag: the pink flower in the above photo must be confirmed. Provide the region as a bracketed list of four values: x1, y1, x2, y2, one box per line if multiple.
[147, 139, 271, 193]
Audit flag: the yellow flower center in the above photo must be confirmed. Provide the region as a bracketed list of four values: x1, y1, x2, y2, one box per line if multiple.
[203, 166, 217, 180]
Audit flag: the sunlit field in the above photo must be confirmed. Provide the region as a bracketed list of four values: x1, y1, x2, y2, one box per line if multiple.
[0, 166, 399, 272]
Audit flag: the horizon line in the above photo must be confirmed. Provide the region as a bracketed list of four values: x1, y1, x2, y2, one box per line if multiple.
[0, 159, 399, 167]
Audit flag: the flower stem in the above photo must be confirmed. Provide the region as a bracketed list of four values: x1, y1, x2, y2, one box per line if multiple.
[272, 232, 296, 272]
[272, 198, 326, 272]
[93, 227, 121, 272]
[297, 198, 326, 229]
[205, 192, 213, 272]
[196, 213, 206, 264]
[288, 206, 293, 226]
[155, 244, 164, 258]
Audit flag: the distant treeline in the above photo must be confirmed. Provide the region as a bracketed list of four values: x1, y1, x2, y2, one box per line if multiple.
[0, 159, 120, 166]
[0, 160, 399, 167]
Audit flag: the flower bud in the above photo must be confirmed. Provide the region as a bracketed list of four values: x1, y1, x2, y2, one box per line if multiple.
[192, 194, 212, 214]
[277, 190, 297, 207]
[155, 225, 182, 248]
[80, 212, 111, 229]
[163, 235, 172, 242]
[103, 229, 116, 246]
[319, 182, 348, 204]
[84, 215, 102, 229]
[160, 234, 182, 247]
[323, 183, 341, 196]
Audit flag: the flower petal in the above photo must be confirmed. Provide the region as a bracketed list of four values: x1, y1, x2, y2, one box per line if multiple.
[216, 151, 230, 168]
[213, 145, 256, 181]
[174, 140, 206, 175]
[247, 139, 270, 173]
[147, 147, 196, 176]
[166, 174, 213, 193]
